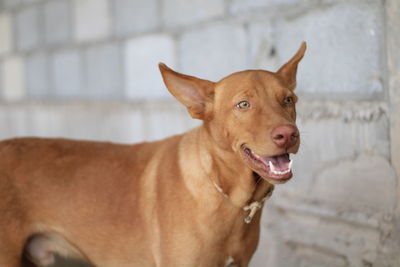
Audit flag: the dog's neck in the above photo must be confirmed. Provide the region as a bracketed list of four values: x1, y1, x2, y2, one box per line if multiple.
[195, 126, 273, 208]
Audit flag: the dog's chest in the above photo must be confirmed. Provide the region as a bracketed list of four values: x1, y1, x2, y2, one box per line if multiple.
[156, 212, 257, 266]
[205, 216, 259, 266]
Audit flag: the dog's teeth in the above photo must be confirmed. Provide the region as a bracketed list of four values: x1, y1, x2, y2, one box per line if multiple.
[270, 162, 281, 175]
[269, 160, 293, 176]
[271, 164, 279, 175]
[268, 161, 279, 177]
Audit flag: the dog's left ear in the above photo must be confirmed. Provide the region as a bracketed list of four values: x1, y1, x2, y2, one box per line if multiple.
[159, 63, 215, 120]
[277, 42, 307, 90]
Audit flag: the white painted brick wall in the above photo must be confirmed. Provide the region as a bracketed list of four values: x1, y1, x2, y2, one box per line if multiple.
[43, 0, 72, 45]
[2, 0, 21, 9]
[22, 0, 42, 3]
[248, 19, 276, 70]
[143, 105, 200, 141]
[74, 0, 110, 42]
[387, 1, 400, 236]
[52, 49, 82, 98]
[1, 56, 25, 101]
[230, 0, 300, 14]
[381, 3, 400, 265]
[0, 101, 200, 143]
[84, 42, 122, 98]
[113, 0, 158, 36]
[26, 52, 49, 97]
[310, 154, 396, 213]
[14, 5, 41, 51]
[0, 108, 27, 138]
[179, 21, 249, 81]
[260, 200, 383, 266]
[162, 0, 225, 28]
[124, 34, 176, 99]
[0, 13, 13, 55]
[0, 62, 2, 94]
[275, 1, 384, 98]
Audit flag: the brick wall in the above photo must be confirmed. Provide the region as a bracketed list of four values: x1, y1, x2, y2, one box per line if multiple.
[0, 0, 399, 266]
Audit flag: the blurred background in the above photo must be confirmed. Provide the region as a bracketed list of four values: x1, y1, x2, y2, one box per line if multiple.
[0, 0, 399, 266]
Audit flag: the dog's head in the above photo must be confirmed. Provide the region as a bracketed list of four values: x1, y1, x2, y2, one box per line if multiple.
[159, 42, 306, 184]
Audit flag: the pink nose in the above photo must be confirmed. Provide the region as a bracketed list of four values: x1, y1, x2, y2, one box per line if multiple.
[271, 125, 299, 149]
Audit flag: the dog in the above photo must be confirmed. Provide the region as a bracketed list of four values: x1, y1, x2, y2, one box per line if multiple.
[0, 42, 306, 267]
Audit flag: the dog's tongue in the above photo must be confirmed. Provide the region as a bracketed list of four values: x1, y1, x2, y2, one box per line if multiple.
[275, 153, 290, 168]
[261, 154, 290, 171]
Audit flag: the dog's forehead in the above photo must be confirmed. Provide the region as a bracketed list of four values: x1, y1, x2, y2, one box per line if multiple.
[216, 70, 287, 97]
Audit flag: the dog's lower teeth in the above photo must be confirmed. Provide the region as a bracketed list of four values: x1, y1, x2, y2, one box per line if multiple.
[269, 160, 292, 176]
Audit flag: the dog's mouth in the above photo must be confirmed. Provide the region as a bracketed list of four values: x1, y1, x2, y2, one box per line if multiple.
[241, 145, 293, 183]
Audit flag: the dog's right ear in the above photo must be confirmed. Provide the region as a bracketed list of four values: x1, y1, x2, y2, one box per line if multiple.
[159, 63, 215, 120]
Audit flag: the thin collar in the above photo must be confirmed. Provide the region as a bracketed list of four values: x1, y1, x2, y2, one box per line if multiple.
[212, 180, 274, 224]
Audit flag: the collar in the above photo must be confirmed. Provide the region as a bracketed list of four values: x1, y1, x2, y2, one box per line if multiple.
[212, 181, 275, 224]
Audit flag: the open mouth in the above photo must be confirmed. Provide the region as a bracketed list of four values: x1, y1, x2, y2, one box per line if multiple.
[241, 145, 293, 182]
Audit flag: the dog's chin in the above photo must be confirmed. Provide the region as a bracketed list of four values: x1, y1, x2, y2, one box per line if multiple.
[240, 145, 293, 184]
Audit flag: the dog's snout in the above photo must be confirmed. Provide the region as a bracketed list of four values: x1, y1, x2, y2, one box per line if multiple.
[271, 125, 299, 149]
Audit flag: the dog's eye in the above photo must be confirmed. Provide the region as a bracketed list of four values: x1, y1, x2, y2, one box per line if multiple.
[283, 97, 293, 104]
[236, 101, 251, 109]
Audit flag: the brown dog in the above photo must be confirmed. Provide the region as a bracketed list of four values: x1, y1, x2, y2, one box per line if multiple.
[0, 42, 306, 267]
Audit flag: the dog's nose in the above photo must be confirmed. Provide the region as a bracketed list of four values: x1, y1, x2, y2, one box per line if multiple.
[271, 125, 299, 149]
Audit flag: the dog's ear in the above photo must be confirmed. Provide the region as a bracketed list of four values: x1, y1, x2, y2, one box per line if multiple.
[277, 42, 307, 90]
[159, 63, 215, 120]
